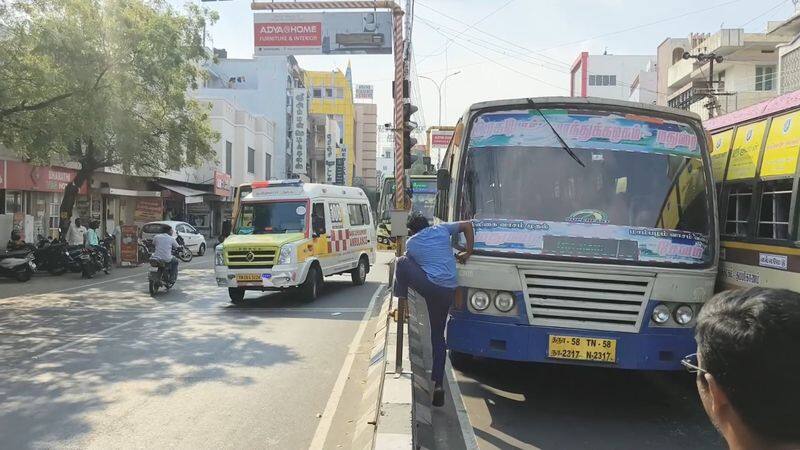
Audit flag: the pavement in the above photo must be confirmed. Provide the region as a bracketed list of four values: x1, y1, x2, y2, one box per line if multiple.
[0, 252, 394, 449]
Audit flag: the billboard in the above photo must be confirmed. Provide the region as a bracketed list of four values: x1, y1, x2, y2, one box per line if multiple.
[354, 84, 374, 100]
[430, 129, 454, 148]
[254, 12, 393, 56]
[290, 88, 309, 175]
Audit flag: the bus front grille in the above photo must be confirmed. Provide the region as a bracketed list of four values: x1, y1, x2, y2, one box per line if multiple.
[521, 270, 653, 333]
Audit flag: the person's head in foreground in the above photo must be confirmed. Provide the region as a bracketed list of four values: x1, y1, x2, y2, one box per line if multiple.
[406, 212, 430, 236]
[688, 287, 800, 450]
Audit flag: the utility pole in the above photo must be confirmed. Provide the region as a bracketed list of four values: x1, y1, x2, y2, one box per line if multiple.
[682, 51, 724, 118]
[419, 71, 461, 126]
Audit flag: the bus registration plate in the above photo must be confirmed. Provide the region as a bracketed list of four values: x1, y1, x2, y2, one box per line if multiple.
[548, 335, 617, 363]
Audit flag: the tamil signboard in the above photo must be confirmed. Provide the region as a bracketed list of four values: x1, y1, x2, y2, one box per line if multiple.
[134, 198, 162, 223]
[254, 12, 392, 56]
[325, 118, 338, 184]
[3, 161, 88, 194]
[429, 129, 454, 148]
[213, 170, 232, 197]
[120, 225, 139, 264]
[291, 88, 309, 175]
[354, 84, 374, 100]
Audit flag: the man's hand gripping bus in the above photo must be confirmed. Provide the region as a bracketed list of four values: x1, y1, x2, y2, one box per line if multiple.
[437, 97, 719, 371]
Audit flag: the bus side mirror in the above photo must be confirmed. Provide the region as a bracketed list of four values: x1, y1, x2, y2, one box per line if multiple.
[435, 169, 451, 220]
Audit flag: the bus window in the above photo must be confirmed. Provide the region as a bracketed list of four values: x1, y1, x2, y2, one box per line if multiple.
[757, 179, 792, 240]
[724, 184, 753, 237]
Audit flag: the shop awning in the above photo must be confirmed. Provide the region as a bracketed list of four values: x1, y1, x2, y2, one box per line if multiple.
[158, 183, 211, 198]
[100, 187, 162, 197]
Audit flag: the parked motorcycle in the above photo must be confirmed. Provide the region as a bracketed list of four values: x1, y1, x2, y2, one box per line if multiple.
[138, 238, 152, 263]
[80, 246, 110, 279]
[0, 249, 35, 282]
[175, 235, 193, 263]
[31, 235, 71, 275]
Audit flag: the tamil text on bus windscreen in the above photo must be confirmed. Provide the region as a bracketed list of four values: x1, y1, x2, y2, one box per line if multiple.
[461, 108, 712, 266]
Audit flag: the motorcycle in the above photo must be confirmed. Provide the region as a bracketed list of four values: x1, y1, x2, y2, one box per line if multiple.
[147, 236, 191, 296]
[0, 249, 36, 282]
[80, 246, 110, 279]
[31, 235, 71, 275]
[138, 238, 152, 263]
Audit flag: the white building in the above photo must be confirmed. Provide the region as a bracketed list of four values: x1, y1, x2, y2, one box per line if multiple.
[659, 26, 794, 119]
[570, 52, 656, 101]
[375, 127, 394, 187]
[628, 61, 659, 105]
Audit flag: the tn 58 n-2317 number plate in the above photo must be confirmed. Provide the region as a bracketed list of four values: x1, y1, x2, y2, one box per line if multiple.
[548, 335, 617, 363]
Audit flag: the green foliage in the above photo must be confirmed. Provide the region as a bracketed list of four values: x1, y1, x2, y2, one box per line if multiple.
[0, 0, 220, 175]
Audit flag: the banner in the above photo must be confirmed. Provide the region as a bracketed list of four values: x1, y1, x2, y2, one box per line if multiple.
[120, 225, 138, 263]
[134, 198, 163, 223]
[254, 12, 392, 56]
[3, 161, 88, 194]
[213, 170, 231, 197]
[354, 84, 374, 100]
[761, 111, 800, 177]
[291, 88, 308, 175]
[727, 120, 767, 180]
[325, 117, 339, 184]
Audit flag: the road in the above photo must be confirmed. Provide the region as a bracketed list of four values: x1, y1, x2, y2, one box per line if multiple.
[0, 253, 392, 449]
[450, 353, 726, 450]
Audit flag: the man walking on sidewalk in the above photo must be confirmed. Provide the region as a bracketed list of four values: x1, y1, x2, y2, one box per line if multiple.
[393, 212, 474, 407]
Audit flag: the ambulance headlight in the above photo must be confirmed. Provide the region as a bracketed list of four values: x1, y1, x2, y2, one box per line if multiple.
[278, 245, 295, 265]
[470, 290, 490, 311]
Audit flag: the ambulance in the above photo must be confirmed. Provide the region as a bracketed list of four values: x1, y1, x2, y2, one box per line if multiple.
[214, 180, 377, 303]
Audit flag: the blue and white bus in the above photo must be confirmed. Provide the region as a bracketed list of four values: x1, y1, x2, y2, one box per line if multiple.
[435, 97, 718, 370]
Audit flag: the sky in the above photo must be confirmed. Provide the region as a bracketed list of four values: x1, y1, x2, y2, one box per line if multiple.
[185, 0, 795, 131]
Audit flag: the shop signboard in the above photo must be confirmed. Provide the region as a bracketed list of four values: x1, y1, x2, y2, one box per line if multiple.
[213, 170, 232, 197]
[290, 88, 308, 175]
[430, 130, 454, 148]
[134, 198, 163, 223]
[254, 11, 392, 56]
[120, 225, 139, 263]
[325, 118, 338, 184]
[3, 161, 88, 194]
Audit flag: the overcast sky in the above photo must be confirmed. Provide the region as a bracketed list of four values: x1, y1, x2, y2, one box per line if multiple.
[189, 0, 794, 129]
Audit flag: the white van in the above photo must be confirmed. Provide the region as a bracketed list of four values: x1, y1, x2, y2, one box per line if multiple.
[214, 180, 377, 303]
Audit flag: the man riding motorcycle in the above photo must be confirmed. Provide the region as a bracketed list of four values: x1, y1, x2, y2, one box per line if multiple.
[152, 224, 179, 283]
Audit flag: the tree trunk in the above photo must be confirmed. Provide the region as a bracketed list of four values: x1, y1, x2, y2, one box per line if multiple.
[58, 165, 95, 238]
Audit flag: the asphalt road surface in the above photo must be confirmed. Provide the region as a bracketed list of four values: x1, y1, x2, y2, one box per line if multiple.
[0, 253, 392, 449]
[451, 356, 726, 450]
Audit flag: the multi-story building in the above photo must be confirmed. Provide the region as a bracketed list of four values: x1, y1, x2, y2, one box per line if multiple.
[570, 52, 656, 101]
[354, 103, 377, 190]
[199, 54, 304, 179]
[628, 61, 658, 105]
[659, 26, 794, 119]
[376, 127, 394, 187]
[305, 68, 356, 185]
[770, 7, 800, 93]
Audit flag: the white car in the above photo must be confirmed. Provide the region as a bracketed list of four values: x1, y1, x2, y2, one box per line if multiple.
[141, 221, 208, 256]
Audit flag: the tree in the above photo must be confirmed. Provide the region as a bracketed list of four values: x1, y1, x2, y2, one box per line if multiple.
[0, 0, 219, 234]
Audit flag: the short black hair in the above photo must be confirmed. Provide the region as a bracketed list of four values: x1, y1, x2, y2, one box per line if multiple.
[406, 212, 430, 235]
[695, 287, 800, 444]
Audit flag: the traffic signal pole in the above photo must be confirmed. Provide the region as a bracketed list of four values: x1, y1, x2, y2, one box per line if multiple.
[251, 1, 409, 373]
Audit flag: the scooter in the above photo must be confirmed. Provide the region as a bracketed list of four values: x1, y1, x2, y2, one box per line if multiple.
[0, 249, 36, 282]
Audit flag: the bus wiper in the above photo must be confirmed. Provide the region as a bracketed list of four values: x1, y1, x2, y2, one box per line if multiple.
[527, 99, 585, 168]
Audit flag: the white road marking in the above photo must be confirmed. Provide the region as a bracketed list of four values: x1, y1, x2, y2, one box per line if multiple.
[31, 319, 139, 359]
[448, 361, 481, 450]
[308, 283, 385, 450]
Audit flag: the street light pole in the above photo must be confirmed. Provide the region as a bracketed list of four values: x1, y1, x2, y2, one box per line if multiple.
[419, 71, 460, 126]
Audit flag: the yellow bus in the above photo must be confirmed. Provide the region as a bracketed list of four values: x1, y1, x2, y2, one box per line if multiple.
[705, 91, 800, 290]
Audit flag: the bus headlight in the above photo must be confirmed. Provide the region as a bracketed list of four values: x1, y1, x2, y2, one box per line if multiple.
[215, 248, 224, 266]
[278, 245, 295, 265]
[494, 291, 515, 312]
[652, 304, 670, 324]
[674, 305, 694, 325]
[470, 290, 490, 311]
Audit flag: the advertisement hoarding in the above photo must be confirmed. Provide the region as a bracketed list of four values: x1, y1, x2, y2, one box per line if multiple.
[213, 170, 232, 197]
[354, 84, 374, 100]
[134, 198, 163, 223]
[325, 118, 338, 184]
[254, 12, 392, 56]
[3, 161, 88, 194]
[430, 130, 454, 148]
[120, 225, 139, 264]
[291, 88, 309, 175]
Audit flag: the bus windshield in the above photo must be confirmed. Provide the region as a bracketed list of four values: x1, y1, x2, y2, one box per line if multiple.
[235, 201, 307, 235]
[461, 108, 713, 266]
[380, 179, 436, 221]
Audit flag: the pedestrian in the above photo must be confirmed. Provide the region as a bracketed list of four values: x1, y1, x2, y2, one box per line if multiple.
[684, 287, 800, 450]
[67, 218, 87, 247]
[218, 219, 231, 244]
[393, 212, 474, 407]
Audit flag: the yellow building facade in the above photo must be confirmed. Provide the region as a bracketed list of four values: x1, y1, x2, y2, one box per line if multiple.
[305, 69, 355, 185]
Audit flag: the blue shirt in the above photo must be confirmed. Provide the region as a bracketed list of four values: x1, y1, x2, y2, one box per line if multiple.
[406, 222, 461, 288]
[86, 228, 99, 246]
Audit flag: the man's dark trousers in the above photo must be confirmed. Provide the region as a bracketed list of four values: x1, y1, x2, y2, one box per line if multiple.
[393, 255, 455, 385]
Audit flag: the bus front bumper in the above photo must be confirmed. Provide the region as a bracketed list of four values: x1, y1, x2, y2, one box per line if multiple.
[214, 263, 307, 289]
[447, 317, 696, 371]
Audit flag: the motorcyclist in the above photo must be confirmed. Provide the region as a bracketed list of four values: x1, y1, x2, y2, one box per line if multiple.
[7, 230, 28, 251]
[152, 224, 179, 283]
[86, 221, 110, 270]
